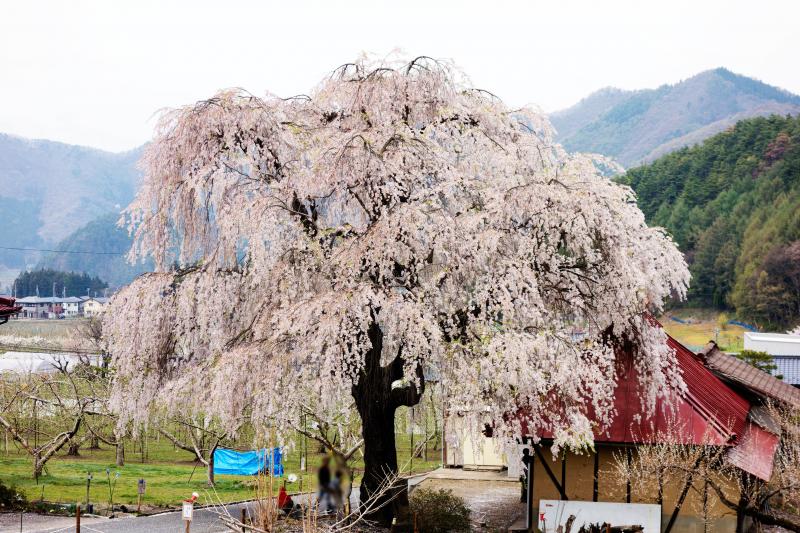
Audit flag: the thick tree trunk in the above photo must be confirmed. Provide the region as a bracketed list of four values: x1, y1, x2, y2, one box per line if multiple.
[357, 396, 402, 526]
[67, 439, 81, 456]
[352, 316, 424, 529]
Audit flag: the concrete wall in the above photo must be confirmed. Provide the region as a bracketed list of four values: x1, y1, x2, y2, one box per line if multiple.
[445, 416, 506, 470]
[744, 332, 800, 356]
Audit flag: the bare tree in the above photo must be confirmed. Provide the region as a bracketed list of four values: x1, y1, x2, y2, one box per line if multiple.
[0, 359, 103, 480]
[157, 414, 236, 486]
[615, 403, 800, 531]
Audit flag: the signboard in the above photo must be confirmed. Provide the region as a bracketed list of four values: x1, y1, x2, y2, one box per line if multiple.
[538, 500, 661, 533]
[182, 501, 194, 521]
[138, 479, 146, 495]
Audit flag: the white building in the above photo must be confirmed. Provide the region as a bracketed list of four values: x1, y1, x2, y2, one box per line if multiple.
[61, 296, 84, 318]
[743, 331, 800, 385]
[16, 296, 64, 319]
[83, 297, 109, 317]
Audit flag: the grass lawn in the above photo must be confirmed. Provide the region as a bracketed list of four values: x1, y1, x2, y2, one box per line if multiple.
[0, 432, 440, 508]
[659, 309, 746, 352]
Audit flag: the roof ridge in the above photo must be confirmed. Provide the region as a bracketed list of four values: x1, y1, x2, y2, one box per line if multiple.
[701, 342, 800, 408]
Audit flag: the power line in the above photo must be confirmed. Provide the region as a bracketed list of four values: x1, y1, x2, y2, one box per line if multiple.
[0, 246, 126, 256]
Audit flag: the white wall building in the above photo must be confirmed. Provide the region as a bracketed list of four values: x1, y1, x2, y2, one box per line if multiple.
[61, 296, 84, 318]
[743, 331, 800, 385]
[83, 297, 109, 317]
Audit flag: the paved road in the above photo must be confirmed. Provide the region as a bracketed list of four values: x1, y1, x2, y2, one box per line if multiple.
[10, 489, 363, 533]
[3, 502, 250, 533]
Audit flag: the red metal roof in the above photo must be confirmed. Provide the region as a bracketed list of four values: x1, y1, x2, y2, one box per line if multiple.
[664, 334, 750, 443]
[0, 296, 22, 320]
[527, 333, 750, 446]
[727, 422, 780, 481]
[521, 322, 777, 480]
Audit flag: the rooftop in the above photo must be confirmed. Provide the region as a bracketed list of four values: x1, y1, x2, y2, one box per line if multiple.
[744, 331, 800, 344]
[773, 356, 800, 386]
[0, 296, 22, 320]
[699, 342, 800, 406]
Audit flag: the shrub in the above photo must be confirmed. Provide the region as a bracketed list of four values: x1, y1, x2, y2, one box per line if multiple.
[409, 488, 471, 533]
[0, 480, 27, 510]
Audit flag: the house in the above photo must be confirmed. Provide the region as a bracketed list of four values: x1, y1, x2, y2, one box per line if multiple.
[743, 331, 800, 385]
[0, 296, 21, 325]
[445, 325, 789, 532]
[60, 296, 84, 318]
[15, 296, 64, 319]
[700, 340, 800, 408]
[83, 297, 109, 317]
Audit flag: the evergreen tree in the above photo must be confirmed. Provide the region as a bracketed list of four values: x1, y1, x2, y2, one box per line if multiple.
[13, 269, 108, 298]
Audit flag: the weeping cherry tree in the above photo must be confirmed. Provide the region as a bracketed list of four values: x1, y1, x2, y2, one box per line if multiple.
[104, 56, 689, 526]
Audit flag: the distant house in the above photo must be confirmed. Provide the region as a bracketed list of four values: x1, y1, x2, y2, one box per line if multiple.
[61, 296, 84, 318]
[16, 296, 64, 319]
[13, 295, 104, 319]
[0, 296, 22, 325]
[743, 331, 800, 385]
[83, 297, 109, 317]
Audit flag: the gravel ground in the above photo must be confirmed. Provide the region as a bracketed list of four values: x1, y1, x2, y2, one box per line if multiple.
[414, 478, 524, 532]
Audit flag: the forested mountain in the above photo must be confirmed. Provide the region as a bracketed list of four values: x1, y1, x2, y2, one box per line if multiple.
[0, 133, 142, 269]
[551, 68, 800, 167]
[37, 213, 150, 287]
[12, 269, 107, 298]
[620, 114, 800, 329]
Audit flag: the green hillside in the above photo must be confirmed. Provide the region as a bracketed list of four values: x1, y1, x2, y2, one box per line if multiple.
[38, 213, 151, 287]
[620, 114, 800, 330]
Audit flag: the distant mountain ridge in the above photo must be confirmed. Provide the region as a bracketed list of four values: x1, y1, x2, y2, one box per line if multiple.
[0, 133, 142, 269]
[551, 68, 800, 167]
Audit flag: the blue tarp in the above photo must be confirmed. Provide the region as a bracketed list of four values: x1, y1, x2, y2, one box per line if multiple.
[728, 320, 759, 332]
[213, 447, 283, 476]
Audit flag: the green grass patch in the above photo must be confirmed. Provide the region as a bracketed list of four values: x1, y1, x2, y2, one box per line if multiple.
[0, 433, 440, 508]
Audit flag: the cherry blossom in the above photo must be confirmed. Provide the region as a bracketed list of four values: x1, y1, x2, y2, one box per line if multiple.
[104, 56, 689, 523]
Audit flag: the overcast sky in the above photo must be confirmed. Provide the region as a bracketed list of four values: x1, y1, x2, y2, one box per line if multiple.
[1, 0, 796, 152]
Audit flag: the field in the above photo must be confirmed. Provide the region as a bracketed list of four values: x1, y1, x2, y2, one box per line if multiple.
[0, 431, 440, 509]
[659, 309, 747, 352]
[0, 319, 441, 509]
[0, 312, 747, 509]
[0, 319, 80, 341]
